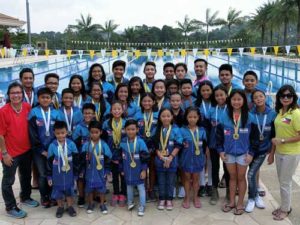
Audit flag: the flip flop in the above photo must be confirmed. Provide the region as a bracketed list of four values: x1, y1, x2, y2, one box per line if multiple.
[272, 208, 292, 216]
[273, 211, 289, 221]
[234, 207, 245, 215]
[222, 204, 235, 213]
[182, 201, 190, 209]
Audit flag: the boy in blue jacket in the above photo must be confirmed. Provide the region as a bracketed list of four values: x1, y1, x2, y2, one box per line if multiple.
[47, 121, 79, 218]
[120, 119, 150, 216]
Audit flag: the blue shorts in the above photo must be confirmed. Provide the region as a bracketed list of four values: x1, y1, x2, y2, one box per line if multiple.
[225, 153, 248, 166]
[51, 187, 74, 200]
[85, 185, 106, 194]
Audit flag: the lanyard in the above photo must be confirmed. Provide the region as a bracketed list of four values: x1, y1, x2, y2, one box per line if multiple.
[92, 141, 102, 170]
[160, 125, 172, 155]
[189, 128, 200, 155]
[92, 99, 101, 121]
[201, 102, 211, 117]
[41, 107, 51, 136]
[256, 114, 267, 137]
[57, 140, 68, 173]
[157, 97, 165, 111]
[74, 95, 82, 108]
[215, 105, 227, 123]
[24, 90, 34, 106]
[112, 118, 122, 146]
[64, 107, 73, 134]
[144, 112, 153, 137]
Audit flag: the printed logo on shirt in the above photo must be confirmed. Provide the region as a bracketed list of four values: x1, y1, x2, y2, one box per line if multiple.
[199, 141, 203, 147]
[239, 128, 249, 133]
[133, 154, 140, 159]
[169, 141, 174, 146]
[53, 159, 59, 165]
[50, 121, 55, 125]
[36, 120, 44, 126]
[224, 129, 231, 135]
[153, 119, 158, 124]
[103, 93, 108, 98]
[211, 120, 217, 127]
[138, 121, 144, 126]
[282, 117, 291, 124]
[183, 141, 189, 148]
[264, 126, 271, 131]
[122, 152, 126, 160]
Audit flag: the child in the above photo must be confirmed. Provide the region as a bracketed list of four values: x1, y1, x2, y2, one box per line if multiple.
[19, 68, 38, 107]
[207, 85, 229, 205]
[135, 93, 159, 202]
[152, 79, 170, 111]
[59, 88, 83, 138]
[175, 62, 188, 81]
[120, 119, 150, 216]
[193, 59, 209, 95]
[245, 90, 276, 213]
[166, 79, 180, 97]
[143, 61, 156, 93]
[195, 80, 214, 197]
[81, 121, 112, 214]
[72, 103, 96, 207]
[128, 76, 146, 107]
[218, 64, 239, 95]
[28, 87, 62, 208]
[242, 71, 258, 110]
[180, 107, 207, 208]
[47, 121, 78, 218]
[180, 79, 196, 110]
[102, 101, 127, 207]
[216, 89, 258, 215]
[87, 82, 110, 122]
[170, 92, 185, 128]
[86, 63, 114, 103]
[163, 62, 175, 80]
[114, 83, 140, 119]
[154, 108, 182, 210]
[69, 75, 91, 109]
[44, 73, 61, 109]
[107, 60, 129, 89]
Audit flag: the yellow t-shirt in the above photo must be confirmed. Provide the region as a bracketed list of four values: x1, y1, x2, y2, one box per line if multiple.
[275, 108, 300, 155]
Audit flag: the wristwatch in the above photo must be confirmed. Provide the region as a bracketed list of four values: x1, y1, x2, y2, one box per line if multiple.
[281, 139, 285, 144]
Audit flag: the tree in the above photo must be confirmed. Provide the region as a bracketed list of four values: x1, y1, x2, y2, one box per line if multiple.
[196, 9, 226, 48]
[123, 27, 137, 42]
[98, 20, 119, 48]
[69, 14, 99, 33]
[176, 15, 199, 48]
[225, 8, 243, 38]
[251, 5, 270, 45]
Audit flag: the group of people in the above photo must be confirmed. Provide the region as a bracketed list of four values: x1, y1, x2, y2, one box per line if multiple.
[0, 58, 299, 221]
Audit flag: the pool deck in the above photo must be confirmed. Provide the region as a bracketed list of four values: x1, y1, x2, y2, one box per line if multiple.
[0, 162, 296, 225]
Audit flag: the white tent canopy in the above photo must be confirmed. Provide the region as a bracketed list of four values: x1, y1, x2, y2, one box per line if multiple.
[0, 13, 26, 27]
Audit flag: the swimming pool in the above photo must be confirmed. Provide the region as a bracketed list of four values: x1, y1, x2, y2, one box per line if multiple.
[0, 53, 299, 96]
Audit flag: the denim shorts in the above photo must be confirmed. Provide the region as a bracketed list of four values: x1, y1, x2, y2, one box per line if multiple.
[225, 153, 248, 166]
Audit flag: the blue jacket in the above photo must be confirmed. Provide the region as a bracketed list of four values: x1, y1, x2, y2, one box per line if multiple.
[120, 137, 149, 185]
[81, 140, 112, 189]
[181, 96, 196, 111]
[154, 125, 183, 172]
[50, 92, 62, 110]
[58, 106, 83, 138]
[172, 108, 185, 128]
[73, 95, 92, 109]
[107, 76, 129, 90]
[28, 106, 62, 154]
[199, 101, 212, 121]
[216, 112, 259, 156]
[250, 106, 276, 155]
[84, 98, 111, 122]
[207, 105, 228, 149]
[180, 126, 207, 173]
[22, 87, 38, 107]
[47, 138, 78, 190]
[157, 97, 171, 111]
[123, 102, 140, 119]
[102, 118, 127, 161]
[72, 121, 90, 153]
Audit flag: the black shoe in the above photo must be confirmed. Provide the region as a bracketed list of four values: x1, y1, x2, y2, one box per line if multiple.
[56, 207, 64, 218]
[67, 206, 77, 217]
[77, 197, 85, 208]
[41, 198, 51, 208]
[198, 186, 206, 197]
[147, 190, 156, 202]
[206, 185, 212, 196]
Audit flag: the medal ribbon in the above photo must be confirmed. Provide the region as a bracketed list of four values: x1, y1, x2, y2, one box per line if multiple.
[112, 118, 122, 146]
[256, 114, 267, 138]
[144, 112, 153, 136]
[92, 99, 101, 121]
[24, 90, 34, 106]
[189, 128, 200, 155]
[160, 125, 172, 153]
[64, 107, 73, 134]
[127, 137, 137, 164]
[92, 141, 102, 168]
[41, 108, 51, 136]
[233, 113, 241, 137]
[58, 140, 68, 173]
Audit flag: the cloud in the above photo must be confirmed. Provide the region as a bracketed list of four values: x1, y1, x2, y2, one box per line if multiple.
[0, 0, 266, 33]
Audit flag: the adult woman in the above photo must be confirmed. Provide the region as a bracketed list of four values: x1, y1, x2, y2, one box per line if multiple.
[268, 84, 300, 221]
[0, 82, 39, 219]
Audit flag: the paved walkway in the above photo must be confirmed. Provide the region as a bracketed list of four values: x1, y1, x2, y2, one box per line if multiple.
[0, 163, 293, 225]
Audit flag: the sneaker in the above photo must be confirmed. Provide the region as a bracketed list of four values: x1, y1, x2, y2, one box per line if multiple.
[209, 187, 219, 205]
[198, 186, 206, 197]
[111, 195, 119, 207]
[173, 187, 176, 198]
[21, 198, 39, 207]
[67, 206, 77, 217]
[178, 186, 185, 198]
[128, 203, 135, 211]
[157, 200, 165, 210]
[166, 200, 173, 210]
[147, 190, 156, 202]
[56, 207, 64, 218]
[245, 199, 255, 213]
[100, 204, 108, 214]
[255, 196, 265, 209]
[118, 195, 126, 207]
[41, 198, 51, 208]
[77, 197, 85, 208]
[138, 206, 145, 216]
[206, 185, 212, 196]
[86, 203, 95, 214]
[6, 206, 27, 219]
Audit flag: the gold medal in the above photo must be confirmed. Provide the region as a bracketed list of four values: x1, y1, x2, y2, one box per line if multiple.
[92, 100, 101, 122]
[233, 133, 239, 140]
[61, 165, 66, 171]
[259, 134, 264, 141]
[146, 131, 151, 137]
[189, 128, 200, 156]
[144, 112, 153, 138]
[160, 126, 172, 156]
[130, 161, 136, 168]
[96, 163, 102, 170]
[127, 137, 137, 169]
[59, 141, 70, 173]
[195, 149, 200, 155]
[112, 118, 122, 147]
[92, 141, 103, 171]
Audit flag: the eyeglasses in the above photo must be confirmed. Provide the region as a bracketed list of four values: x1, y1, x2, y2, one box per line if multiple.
[280, 94, 293, 99]
[46, 82, 59, 85]
[9, 92, 23, 95]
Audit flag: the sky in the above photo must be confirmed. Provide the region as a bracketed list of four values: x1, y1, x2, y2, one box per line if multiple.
[1, 0, 267, 33]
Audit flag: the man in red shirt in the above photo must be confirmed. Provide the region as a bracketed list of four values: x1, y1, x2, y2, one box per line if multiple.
[0, 82, 39, 219]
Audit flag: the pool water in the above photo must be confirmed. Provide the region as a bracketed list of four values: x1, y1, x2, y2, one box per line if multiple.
[0, 54, 299, 96]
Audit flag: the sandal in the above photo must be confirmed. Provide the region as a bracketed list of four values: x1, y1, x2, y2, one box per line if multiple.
[234, 207, 245, 215]
[272, 207, 292, 216]
[273, 211, 289, 221]
[182, 201, 190, 209]
[222, 204, 235, 213]
[193, 198, 201, 208]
